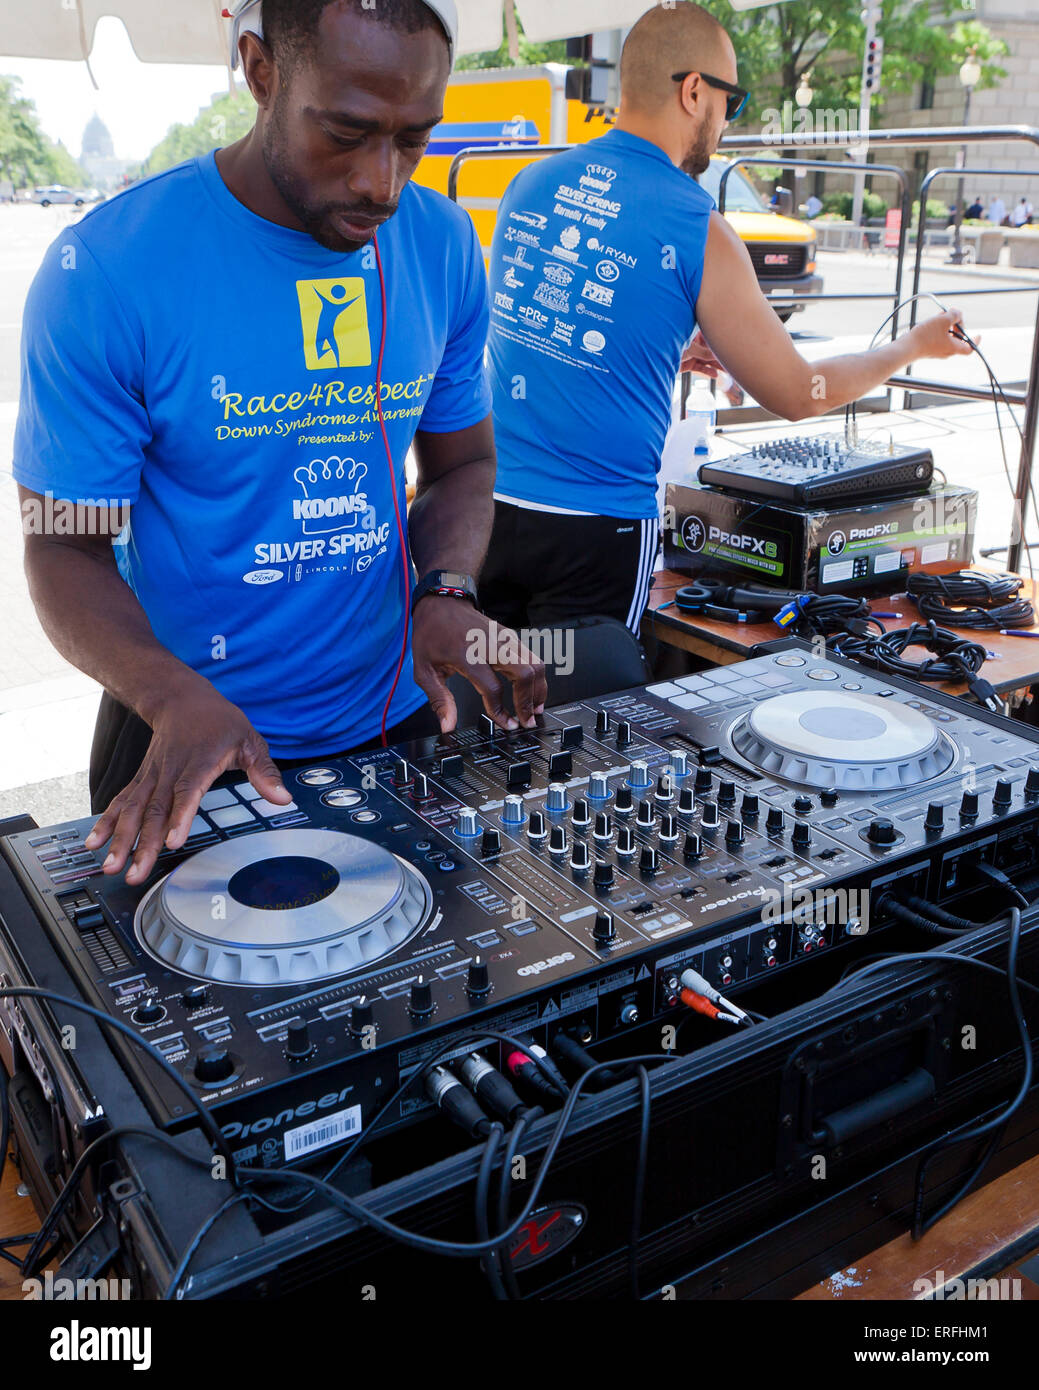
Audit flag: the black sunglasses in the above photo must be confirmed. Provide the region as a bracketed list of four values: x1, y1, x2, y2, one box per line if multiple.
[672, 70, 749, 122]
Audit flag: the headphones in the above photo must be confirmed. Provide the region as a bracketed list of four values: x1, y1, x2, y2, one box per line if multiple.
[671, 579, 799, 624]
[223, 0, 459, 69]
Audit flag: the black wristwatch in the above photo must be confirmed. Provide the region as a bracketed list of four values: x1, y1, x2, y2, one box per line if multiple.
[410, 570, 479, 615]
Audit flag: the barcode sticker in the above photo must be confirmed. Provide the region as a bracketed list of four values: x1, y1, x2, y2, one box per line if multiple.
[283, 1105, 362, 1161]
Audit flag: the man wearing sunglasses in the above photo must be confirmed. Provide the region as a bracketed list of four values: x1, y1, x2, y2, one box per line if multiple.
[481, 1, 973, 640]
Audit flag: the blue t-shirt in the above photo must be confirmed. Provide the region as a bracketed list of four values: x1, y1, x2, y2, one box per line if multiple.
[13, 152, 491, 757]
[487, 129, 713, 519]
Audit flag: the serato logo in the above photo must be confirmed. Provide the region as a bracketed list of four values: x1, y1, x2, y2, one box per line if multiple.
[296, 278, 371, 371]
[509, 1203, 587, 1270]
[828, 529, 847, 555]
[681, 514, 707, 553]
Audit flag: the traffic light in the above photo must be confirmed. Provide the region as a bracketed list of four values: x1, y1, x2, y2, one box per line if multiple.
[864, 36, 884, 94]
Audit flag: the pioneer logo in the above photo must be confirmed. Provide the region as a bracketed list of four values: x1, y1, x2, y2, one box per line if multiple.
[517, 952, 575, 977]
[709, 525, 778, 558]
[850, 522, 899, 540]
[221, 1086, 353, 1140]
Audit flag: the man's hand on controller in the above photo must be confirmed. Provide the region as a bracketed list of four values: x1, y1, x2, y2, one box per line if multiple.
[411, 596, 548, 734]
[84, 676, 292, 884]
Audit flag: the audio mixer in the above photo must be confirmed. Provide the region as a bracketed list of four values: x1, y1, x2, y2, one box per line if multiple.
[3, 641, 1039, 1173]
[698, 435, 934, 505]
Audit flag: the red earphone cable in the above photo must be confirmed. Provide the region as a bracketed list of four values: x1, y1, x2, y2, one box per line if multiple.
[373, 231, 412, 746]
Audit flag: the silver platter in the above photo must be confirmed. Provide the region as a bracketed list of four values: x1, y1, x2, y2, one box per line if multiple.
[730, 690, 955, 791]
[134, 828, 432, 986]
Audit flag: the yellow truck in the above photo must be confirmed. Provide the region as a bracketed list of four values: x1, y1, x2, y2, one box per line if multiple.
[413, 64, 822, 321]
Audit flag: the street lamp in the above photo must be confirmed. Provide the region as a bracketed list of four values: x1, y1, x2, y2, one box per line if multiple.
[795, 71, 814, 108]
[950, 48, 982, 265]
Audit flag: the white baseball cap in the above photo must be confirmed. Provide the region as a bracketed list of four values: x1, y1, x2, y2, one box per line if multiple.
[224, 0, 458, 69]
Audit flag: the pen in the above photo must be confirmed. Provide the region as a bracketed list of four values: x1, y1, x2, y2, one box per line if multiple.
[999, 629, 1039, 638]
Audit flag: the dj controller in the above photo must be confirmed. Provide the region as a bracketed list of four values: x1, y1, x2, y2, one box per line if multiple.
[4, 640, 1039, 1178]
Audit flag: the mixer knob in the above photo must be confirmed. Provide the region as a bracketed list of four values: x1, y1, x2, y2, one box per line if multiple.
[821, 787, 840, 808]
[546, 782, 568, 813]
[616, 720, 632, 747]
[656, 772, 676, 802]
[793, 795, 813, 814]
[570, 841, 590, 872]
[549, 825, 568, 855]
[670, 751, 689, 778]
[194, 1046, 235, 1085]
[572, 797, 591, 829]
[718, 780, 736, 806]
[349, 996, 374, 1035]
[408, 976, 434, 1018]
[548, 751, 573, 780]
[924, 802, 945, 832]
[630, 760, 651, 790]
[503, 794, 526, 825]
[694, 767, 713, 795]
[479, 714, 498, 740]
[766, 808, 785, 835]
[527, 810, 547, 840]
[659, 813, 679, 842]
[792, 822, 812, 851]
[596, 710, 611, 738]
[412, 773, 431, 801]
[589, 771, 611, 800]
[133, 998, 165, 1026]
[740, 793, 759, 819]
[593, 812, 613, 841]
[960, 790, 979, 820]
[678, 787, 696, 815]
[439, 754, 464, 779]
[725, 820, 745, 846]
[700, 801, 719, 829]
[182, 985, 208, 1011]
[993, 779, 1013, 811]
[286, 1019, 314, 1060]
[616, 826, 636, 856]
[615, 786, 634, 814]
[866, 818, 897, 847]
[593, 910, 616, 946]
[481, 828, 501, 859]
[594, 861, 615, 890]
[639, 846, 658, 876]
[560, 724, 584, 749]
[466, 957, 491, 998]
[1026, 768, 1039, 798]
[393, 760, 412, 787]
[507, 761, 532, 789]
[636, 800, 655, 828]
[454, 807, 479, 838]
[684, 832, 703, 860]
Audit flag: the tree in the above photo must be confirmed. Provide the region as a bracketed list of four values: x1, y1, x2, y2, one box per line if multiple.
[0, 75, 86, 189]
[139, 88, 257, 177]
[456, 10, 569, 70]
[697, 0, 1006, 114]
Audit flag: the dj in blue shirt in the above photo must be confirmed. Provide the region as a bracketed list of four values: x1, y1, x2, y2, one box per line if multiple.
[13, 0, 546, 888]
[481, 4, 974, 637]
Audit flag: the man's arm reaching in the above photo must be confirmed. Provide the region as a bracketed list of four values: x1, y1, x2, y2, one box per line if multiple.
[694, 211, 974, 420]
[19, 487, 290, 884]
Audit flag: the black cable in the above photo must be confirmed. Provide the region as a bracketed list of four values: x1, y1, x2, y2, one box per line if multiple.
[629, 1065, 651, 1300]
[475, 1122, 508, 1300]
[911, 907, 1032, 1237]
[495, 1108, 541, 1301]
[907, 571, 1034, 631]
[832, 619, 1001, 710]
[164, 1189, 251, 1300]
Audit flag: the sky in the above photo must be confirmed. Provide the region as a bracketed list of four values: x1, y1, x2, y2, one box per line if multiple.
[1, 17, 240, 162]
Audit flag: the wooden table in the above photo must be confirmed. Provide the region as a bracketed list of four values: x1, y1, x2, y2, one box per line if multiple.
[645, 568, 1039, 700]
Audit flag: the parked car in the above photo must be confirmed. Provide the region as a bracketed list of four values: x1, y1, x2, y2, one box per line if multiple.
[31, 185, 86, 207]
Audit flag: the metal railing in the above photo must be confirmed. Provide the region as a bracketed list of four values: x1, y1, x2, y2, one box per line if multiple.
[450, 126, 1039, 570]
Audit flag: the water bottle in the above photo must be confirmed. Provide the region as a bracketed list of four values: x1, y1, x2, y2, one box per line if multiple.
[686, 384, 717, 456]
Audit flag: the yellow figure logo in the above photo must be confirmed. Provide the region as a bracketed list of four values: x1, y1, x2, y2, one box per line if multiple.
[297, 277, 372, 371]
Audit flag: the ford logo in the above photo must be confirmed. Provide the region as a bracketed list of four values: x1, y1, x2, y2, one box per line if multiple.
[243, 569, 284, 586]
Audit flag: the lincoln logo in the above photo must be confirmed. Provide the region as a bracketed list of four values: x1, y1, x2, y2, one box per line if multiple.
[764, 253, 790, 266]
[508, 1203, 587, 1270]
